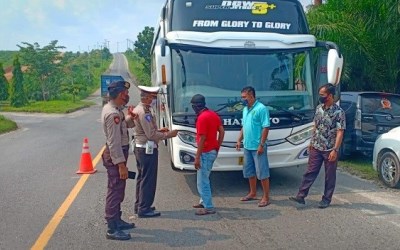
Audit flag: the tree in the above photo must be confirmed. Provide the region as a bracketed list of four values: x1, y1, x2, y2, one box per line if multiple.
[0, 62, 9, 101]
[18, 40, 65, 101]
[10, 56, 28, 107]
[102, 47, 112, 60]
[307, 0, 400, 92]
[61, 78, 86, 102]
[134, 26, 155, 76]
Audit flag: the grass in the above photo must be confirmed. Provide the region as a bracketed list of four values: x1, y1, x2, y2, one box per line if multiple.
[0, 100, 95, 113]
[0, 115, 18, 134]
[339, 157, 379, 181]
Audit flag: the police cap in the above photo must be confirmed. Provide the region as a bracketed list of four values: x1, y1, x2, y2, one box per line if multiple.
[108, 80, 130, 98]
[138, 85, 160, 94]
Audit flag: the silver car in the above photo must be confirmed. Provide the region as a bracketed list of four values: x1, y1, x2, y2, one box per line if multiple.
[372, 126, 400, 188]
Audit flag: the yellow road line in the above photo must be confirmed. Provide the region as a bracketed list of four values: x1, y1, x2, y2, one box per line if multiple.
[31, 146, 105, 250]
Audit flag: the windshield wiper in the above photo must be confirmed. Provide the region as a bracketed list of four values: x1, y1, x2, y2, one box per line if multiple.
[215, 100, 242, 113]
[263, 103, 304, 121]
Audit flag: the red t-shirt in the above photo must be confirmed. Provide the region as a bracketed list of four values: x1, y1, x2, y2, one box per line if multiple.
[196, 109, 222, 153]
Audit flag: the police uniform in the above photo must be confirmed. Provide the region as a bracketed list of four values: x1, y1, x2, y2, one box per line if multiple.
[101, 80, 135, 240]
[133, 85, 171, 217]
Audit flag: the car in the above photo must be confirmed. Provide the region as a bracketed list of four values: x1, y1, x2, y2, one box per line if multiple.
[372, 126, 400, 188]
[340, 91, 400, 158]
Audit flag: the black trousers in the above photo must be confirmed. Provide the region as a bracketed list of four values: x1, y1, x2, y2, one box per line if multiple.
[102, 145, 129, 224]
[134, 147, 158, 215]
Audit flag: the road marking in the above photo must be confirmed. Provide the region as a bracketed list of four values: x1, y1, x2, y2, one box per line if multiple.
[31, 146, 105, 250]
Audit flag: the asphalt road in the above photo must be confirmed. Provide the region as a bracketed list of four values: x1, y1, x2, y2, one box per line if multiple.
[1, 54, 400, 249]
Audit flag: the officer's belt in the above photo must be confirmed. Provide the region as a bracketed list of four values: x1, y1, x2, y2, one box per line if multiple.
[135, 143, 157, 149]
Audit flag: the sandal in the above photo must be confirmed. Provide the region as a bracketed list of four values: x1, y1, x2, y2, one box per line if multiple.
[258, 200, 271, 207]
[195, 208, 216, 216]
[240, 196, 258, 202]
[193, 204, 204, 208]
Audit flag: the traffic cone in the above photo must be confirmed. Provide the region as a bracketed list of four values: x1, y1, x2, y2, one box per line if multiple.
[76, 137, 97, 174]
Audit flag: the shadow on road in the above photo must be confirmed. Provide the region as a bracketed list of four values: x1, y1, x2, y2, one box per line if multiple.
[129, 227, 231, 247]
[159, 206, 281, 222]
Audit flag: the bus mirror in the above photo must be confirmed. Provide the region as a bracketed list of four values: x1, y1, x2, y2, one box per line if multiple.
[155, 44, 172, 85]
[327, 49, 343, 85]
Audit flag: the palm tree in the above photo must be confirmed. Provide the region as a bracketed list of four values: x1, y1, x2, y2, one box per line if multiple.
[307, 0, 400, 92]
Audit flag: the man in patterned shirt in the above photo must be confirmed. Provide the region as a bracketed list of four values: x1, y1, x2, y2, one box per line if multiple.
[289, 83, 345, 209]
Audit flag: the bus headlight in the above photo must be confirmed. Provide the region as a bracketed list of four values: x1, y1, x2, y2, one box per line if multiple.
[286, 126, 313, 145]
[177, 131, 197, 147]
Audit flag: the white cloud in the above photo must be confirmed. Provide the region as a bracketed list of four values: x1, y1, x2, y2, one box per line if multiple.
[22, 0, 47, 25]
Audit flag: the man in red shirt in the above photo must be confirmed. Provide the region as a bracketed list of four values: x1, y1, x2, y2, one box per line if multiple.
[191, 94, 225, 215]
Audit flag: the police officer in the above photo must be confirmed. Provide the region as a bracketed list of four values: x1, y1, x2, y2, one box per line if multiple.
[101, 80, 136, 240]
[133, 85, 178, 217]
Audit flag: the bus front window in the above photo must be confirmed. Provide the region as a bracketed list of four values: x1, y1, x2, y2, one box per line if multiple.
[171, 48, 314, 114]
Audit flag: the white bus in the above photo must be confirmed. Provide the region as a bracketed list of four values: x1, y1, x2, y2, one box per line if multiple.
[151, 0, 343, 171]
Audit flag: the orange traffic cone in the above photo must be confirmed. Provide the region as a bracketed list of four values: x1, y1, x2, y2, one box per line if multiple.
[76, 137, 97, 174]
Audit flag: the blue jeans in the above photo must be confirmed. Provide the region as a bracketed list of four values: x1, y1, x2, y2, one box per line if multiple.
[197, 150, 217, 209]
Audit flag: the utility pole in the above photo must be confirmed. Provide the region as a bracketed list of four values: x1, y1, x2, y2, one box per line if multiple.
[87, 46, 91, 84]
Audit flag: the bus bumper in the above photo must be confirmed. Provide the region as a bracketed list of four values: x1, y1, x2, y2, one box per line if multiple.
[172, 141, 309, 171]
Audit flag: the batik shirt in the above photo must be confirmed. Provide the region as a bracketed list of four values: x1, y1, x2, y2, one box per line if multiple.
[310, 103, 346, 151]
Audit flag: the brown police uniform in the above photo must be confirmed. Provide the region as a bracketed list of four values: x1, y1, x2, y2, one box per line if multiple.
[101, 100, 134, 225]
[133, 102, 169, 215]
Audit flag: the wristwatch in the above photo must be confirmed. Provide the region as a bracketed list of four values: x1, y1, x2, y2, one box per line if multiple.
[333, 147, 338, 152]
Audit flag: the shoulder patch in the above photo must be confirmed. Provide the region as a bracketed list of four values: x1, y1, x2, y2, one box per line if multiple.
[114, 116, 120, 124]
[145, 114, 152, 122]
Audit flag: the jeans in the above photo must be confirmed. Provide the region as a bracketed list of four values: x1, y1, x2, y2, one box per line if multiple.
[197, 150, 217, 209]
[243, 146, 270, 180]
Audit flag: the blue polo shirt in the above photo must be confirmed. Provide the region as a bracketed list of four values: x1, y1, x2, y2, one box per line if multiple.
[242, 100, 270, 150]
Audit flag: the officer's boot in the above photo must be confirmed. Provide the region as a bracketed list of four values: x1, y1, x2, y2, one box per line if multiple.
[106, 221, 131, 240]
[116, 211, 135, 230]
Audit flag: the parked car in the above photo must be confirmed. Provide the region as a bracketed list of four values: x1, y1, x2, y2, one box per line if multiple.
[372, 126, 400, 188]
[340, 92, 400, 158]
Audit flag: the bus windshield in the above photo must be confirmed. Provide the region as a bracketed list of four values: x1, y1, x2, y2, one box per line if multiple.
[171, 47, 314, 114]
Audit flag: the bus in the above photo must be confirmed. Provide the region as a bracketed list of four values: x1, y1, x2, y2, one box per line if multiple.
[151, 0, 343, 171]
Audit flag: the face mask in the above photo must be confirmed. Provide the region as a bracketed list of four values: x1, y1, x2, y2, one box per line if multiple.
[192, 104, 204, 114]
[319, 96, 328, 104]
[122, 94, 130, 105]
[242, 99, 249, 106]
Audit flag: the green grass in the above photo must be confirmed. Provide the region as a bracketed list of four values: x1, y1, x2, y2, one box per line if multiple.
[0, 115, 17, 134]
[0, 100, 95, 113]
[339, 157, 378, 181]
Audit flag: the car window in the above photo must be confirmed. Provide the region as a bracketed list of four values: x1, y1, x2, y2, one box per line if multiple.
[361, 94, 400, 114]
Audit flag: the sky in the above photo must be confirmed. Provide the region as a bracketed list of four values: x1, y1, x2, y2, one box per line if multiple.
[0, 0, 312, 53]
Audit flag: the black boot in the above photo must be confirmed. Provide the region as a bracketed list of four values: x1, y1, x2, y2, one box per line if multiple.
[116, 219, 135, 230]
[106, 221, 131, 240]
[116, 211, 135, 230]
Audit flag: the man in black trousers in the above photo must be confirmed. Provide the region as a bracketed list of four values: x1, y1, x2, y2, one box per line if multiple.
[133, 85, 178, 217]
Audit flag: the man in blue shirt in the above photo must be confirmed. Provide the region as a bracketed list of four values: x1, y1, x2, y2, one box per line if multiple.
[236, 86, 271, 207]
